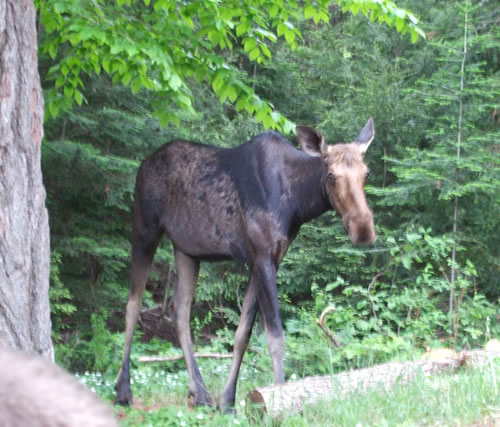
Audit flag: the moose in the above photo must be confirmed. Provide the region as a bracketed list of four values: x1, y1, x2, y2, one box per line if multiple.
[115, 118, 377, 410]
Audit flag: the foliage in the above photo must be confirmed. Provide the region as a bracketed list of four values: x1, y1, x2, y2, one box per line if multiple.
[88, 310, 116, 372]
[36, 0, 423, 131]
[49, 251, 77, 341]
[380, 0, 500, 301]
[37, 0, 500, 375]
[76, 340, 500, 426]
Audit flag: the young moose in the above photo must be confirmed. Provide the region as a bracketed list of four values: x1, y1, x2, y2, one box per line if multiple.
[115, 119, 377, 409]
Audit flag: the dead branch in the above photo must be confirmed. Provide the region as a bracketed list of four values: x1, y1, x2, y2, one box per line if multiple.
[316, 306, 340, 347]
[138, 353, 233, 363]
[366, 271, 387, 320]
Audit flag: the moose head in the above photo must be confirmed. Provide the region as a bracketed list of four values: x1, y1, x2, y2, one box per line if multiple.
[297, 118, 377, 246]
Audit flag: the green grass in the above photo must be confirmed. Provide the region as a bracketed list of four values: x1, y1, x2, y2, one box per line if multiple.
[80, 354, 500, 426]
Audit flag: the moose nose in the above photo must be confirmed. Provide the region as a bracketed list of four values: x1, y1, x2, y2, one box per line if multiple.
[344, 211, 377, 246]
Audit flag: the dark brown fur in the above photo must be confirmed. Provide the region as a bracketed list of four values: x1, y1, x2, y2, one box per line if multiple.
[115, 119, 377, 410]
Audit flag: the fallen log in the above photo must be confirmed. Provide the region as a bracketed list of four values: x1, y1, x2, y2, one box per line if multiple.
[247, 350, 495, 418]
[138, 353, 233, 363]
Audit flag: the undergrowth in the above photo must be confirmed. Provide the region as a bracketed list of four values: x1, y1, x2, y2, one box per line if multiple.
[76, 328, 500, 426]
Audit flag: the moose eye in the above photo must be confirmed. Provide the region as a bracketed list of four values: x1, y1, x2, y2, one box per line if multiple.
[327, 172, 336, 183]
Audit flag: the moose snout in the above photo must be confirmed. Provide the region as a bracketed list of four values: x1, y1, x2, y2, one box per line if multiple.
[343, 211, 377, 246]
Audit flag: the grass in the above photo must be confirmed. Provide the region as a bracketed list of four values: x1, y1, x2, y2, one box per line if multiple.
[80, 352, 500, 426]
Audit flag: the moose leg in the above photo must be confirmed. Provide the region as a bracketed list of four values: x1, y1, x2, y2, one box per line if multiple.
[115, 230, 159, 405]
[173, 249, 213, 406]
[219, 278, 258, 411]
[256, 257, 285, 384]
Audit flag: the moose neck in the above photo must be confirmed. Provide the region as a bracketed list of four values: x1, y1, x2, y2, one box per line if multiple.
[287, 154, 331, 231]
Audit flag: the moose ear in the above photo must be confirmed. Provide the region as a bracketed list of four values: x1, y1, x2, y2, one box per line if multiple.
[296, 125, 327, 157]
[355, 117, 375, 155]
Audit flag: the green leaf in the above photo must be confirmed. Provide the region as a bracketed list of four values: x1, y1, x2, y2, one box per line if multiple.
[130, 77, 142, 94]
[236, 21, 250, 36]
[102, 58, 111, 73]
[395, 17, 405, 33]
[249, 48, 260, 61]
[411, 28, 419, 43]
[227, 86, 238, 103]
[168, 73, 183, 91]
[48, 42, 58, 59]
[277, 23, 286, 37]
[304, 5, 315, 19]
[110, 42, 125, 55]
[48, 100, 59, 118]
[235, 96, 247, 112]
[55, 75, 65, 89]
[401, 255, 412, 270]
[64, 85, 73, 98]
[269, 5, 279, 17]
[244, 37, 257, 52]
[176, 93, 193, 109]
[74, 90, 83, 106]
[284, 29, 295, 44]
[122, 72, 132, 86]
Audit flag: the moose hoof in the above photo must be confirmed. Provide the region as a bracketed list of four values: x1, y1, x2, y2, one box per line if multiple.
[114, 382, 133, 406]
[218, 390, 236, 414]
[218, 402, 236, 415]
[188, 390, 214, 408]
[114, 393, 132, 406]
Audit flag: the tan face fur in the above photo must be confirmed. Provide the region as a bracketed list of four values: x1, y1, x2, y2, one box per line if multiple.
[323, 143, 376, 245]
[297, 118, 377, 246]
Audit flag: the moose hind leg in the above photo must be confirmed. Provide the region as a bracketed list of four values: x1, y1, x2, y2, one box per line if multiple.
[174, 249, 213, 406]
[115, 229, 160, 405]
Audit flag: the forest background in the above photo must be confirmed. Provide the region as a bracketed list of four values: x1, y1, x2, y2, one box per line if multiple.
[37, 0, 499, 388]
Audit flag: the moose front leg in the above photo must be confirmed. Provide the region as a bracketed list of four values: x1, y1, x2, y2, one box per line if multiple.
[219, 257, 283, 412]
[255, 257, 285, 384]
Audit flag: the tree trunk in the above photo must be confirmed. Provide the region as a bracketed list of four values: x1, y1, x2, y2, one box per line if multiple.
[0, 0, 53, 358]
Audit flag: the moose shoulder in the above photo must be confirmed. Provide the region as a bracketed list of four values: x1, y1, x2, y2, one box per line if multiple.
[115, 118, 376, 410]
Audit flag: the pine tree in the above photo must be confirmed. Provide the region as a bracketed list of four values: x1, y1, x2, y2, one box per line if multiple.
[380, 0, 500, 338]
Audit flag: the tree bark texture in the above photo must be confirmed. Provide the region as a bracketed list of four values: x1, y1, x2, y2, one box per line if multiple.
[0, 0, 53, 358]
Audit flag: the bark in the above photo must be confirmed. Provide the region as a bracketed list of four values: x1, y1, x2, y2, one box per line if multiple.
[246, 351, 492, 418]
[0, 0, 53, 358]
[0, 345, 118, 427]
